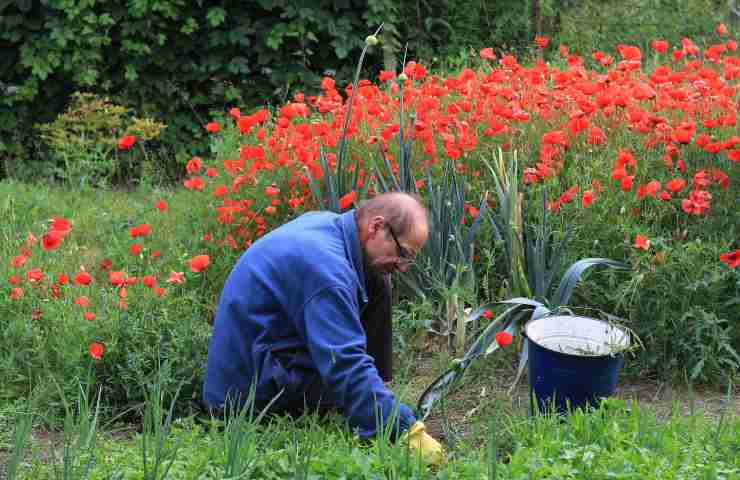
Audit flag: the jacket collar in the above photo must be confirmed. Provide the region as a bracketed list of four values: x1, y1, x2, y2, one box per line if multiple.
[339, 210, 368, 303]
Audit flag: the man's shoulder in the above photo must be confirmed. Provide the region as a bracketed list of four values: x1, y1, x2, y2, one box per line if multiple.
[272, 211, 342, 249]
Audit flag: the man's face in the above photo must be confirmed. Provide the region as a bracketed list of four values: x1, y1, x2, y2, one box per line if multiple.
[363, 215, 427, 274]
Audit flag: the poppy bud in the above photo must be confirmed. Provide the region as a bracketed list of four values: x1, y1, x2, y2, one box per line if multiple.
[365, 35, 379, 46]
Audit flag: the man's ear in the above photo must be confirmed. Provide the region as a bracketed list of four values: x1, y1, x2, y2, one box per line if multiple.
[367, 215, 386, 237]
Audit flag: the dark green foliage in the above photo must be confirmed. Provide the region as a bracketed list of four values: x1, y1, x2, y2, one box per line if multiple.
[554, 0, 732, 59]
[0, 0, 382, 180]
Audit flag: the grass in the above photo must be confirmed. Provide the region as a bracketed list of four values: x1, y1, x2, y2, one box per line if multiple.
[2, 389, 738, 479]
[0, 147, 737, 478]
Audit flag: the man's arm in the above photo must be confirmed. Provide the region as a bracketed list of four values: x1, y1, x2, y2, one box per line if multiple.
[296, 285, 416, 439]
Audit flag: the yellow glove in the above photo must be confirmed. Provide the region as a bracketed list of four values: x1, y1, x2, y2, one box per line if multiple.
[401, 421, 446, 467]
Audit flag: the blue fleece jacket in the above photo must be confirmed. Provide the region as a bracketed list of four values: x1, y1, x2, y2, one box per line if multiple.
[203, 210, 416, 438]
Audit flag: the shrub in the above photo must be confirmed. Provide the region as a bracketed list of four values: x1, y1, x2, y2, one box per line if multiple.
[36, 92, 166, 187]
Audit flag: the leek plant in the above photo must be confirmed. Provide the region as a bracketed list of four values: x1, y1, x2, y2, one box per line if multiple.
[5, 411, 33, 480]
[49, 382, 102, 480]
[372, 58, 489, 356]
[383, 159, 489, 356]
[140, 379, 183, 480]
[220, 382, 281, 478]
[417, 149, 628, 420]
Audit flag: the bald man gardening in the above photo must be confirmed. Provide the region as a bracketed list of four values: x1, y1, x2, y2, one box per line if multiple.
[203, 192, 444, 465]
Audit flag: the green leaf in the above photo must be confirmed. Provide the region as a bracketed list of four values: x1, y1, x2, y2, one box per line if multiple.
[124, 64, 138, 81]
[206, 7, 226, 27]
[551, 258, 628, 308]
[417, 301, 541, 419]
[180, 17, 198, 34]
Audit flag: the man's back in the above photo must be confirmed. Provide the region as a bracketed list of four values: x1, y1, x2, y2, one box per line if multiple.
[202, 210, 415, 438]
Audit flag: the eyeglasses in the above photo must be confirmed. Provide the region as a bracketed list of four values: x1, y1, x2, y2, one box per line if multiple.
[386, 224, 415, 264]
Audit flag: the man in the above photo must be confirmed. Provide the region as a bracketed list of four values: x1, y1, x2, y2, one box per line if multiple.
[203, 192, 444, 464]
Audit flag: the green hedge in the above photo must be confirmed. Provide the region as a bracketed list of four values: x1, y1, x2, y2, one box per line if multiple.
[0, 0, 392, 178]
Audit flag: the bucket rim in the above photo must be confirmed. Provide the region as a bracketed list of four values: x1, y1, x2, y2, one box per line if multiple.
[524, 315, 630, 358]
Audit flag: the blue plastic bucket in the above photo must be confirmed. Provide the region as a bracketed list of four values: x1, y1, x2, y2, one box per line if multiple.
[525, 315, 630, 415]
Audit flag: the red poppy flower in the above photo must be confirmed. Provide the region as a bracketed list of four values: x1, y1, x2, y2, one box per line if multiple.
[183, 177, 205, 190]
[189, 255, 210, 273]
[651, 39, 669, 54]
[479, 47, 496, 60]
[11, 255, 28, 268]
[482, 309, 494, 319]
[495, 331, 513, 347]
[155, 200, 168, 212]
[26, 268, 45, 283]
[167, 271, 185, 284]
[130, 243, 142, 255]
[620, 176, 634, 192]
[205, 122, 221, 133]
[582, 190, 596, 208]
[339, 190, 357, 210]
[25, 233, 37, 247]
[89, 342, 105, 360]
[186, 156, 202, 175]
[57, 273, 69, 285]
[716, 23, 727, 36]
[74, 296, 90, 308]
[143, 275, 157, 288]
[83, 311, 96, 321]
[154, 287, 166, 297]
[41, 230, 63, 251]
[118, 135, 136, 150]
[645, 180, 661, 197]
[378, 70, 396, 82]
[719, 250, 739, 268]
[666, 178, 686, 193]
[534, 36, 550, 48]
[633, 234, 650, 250]
[100, 258, 113, 270]
[587, 127, 606, 145]
[10, 287, 23, 300]
[74, 271, 92, 286]
[109, 271, 126, 286]
[9, 275, 21, 285]
[265, 184, 280, 196]
[50, 217, 71, 235]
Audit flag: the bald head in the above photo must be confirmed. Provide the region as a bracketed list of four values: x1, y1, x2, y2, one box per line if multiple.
[356, 192, 429, 274]
[356, 192, 428, 237]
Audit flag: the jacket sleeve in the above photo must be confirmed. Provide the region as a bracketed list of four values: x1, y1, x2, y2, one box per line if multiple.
[296, 285, 416, 439]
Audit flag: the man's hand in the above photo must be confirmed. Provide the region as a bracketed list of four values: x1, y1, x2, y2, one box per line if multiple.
[401, 421, 446, 466]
